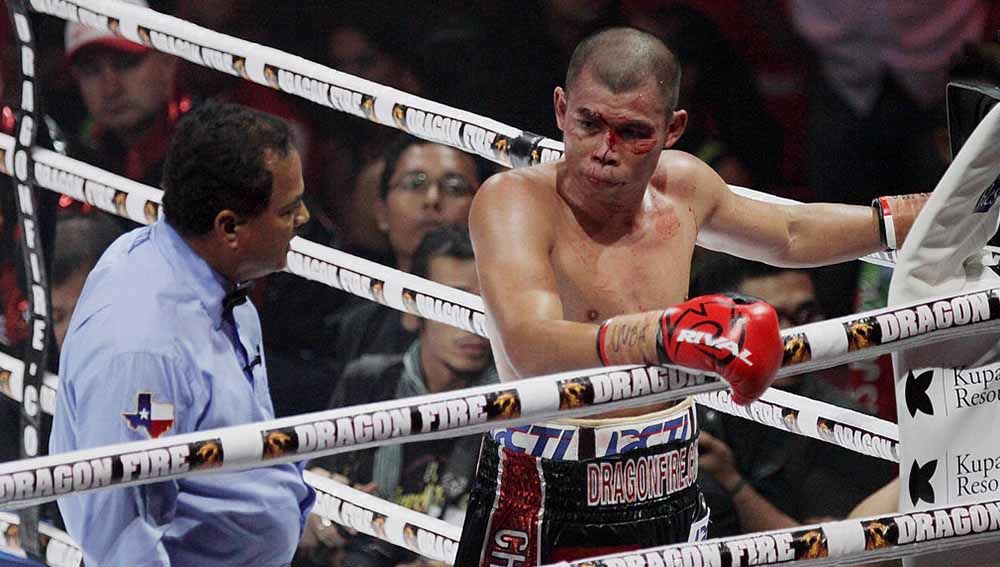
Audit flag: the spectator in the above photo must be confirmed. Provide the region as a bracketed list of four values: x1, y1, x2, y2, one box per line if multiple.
[50, 213, 123, 352]
[0, 189, 27, 350]
[789, 1, 988, 316]
[304, 226, 496, 567]
[173, 0, 320, 191]
[317, 7, 425, 260]
[690, 256, 896, 536]
[327, 136, 491, 379]
[65, 0, 189, 188]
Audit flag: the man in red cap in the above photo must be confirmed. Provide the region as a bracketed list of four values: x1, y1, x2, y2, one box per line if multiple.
[65, 0, 187, 187]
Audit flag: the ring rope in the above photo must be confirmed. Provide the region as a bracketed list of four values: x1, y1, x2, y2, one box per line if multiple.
[10, 2, 986, 564]
[306, 470, 461, 564]
[9, 134, 1000, 518]
[1, 131, 995, 382]
[0, 346, 460, 565]
[0, 512, 81, 567]
[25, 0, 925, 269]
[0, 343, 900, 465]
[0, 470, 465, 567]
[696, 388, 899, 462]
[0, 362, 718, 511]
[0, 345, 900, 566]
[0, 299, 972, 514]
[2, 131, 996, 563]
[542, 497, 1000, 567]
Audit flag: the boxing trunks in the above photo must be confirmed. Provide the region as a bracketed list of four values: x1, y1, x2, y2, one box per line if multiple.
[454, 399, 709, 566]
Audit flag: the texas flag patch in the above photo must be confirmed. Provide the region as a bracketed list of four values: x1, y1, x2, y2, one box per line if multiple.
[122, 393, 175, 438]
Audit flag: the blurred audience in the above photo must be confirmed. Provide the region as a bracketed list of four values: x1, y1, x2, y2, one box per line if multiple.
[50, 213, 123, 352]
[327, 136, 491, 380]
[625, 2, 782, 188]
[174, 0, 319, 191]
[7, 1, 1000, 560]
[789, 0, 989, 316]
[64, 0, 189, 189]
[302, 226, 496, 567]
[690, 255, 897, 537]
[315, 7, 426, 260]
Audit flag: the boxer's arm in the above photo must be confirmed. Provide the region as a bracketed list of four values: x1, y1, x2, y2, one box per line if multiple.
[469, 175, 603, 379]
[693, 159, 884, 267]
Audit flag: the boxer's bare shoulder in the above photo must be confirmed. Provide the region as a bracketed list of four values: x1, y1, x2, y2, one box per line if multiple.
[471, 162, 561, 214]
[469, 162, 562, 275]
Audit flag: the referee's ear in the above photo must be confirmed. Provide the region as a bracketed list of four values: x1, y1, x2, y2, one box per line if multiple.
[214, 210, 240, 247]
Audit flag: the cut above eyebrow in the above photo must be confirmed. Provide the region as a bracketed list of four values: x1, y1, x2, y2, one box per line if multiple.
[278, 196, 303, 213]
[574, 109, 652, 130]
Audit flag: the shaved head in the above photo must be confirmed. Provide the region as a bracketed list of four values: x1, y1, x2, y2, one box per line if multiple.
[565, 27, 681, 115]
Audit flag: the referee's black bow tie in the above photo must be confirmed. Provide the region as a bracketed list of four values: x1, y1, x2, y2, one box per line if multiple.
[222, 284, 252, 318]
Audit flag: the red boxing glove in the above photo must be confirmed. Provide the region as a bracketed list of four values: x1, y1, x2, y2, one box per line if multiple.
[597, 294, 783, 405]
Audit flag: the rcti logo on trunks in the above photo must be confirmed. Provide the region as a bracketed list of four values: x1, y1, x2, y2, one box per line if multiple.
[492, 405, 695, 459]
[0, 438, 223, 505]
[585, 444, 697, 506]
[843, 290, 1000, 351]
[402, 288, 487, 336]
[261, 63, 372, 120]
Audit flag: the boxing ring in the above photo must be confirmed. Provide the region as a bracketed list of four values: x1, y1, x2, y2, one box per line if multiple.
[1, 0, 999, 565]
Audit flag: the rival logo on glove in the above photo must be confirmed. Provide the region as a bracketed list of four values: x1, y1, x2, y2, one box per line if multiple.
[675, 329, 753, 366]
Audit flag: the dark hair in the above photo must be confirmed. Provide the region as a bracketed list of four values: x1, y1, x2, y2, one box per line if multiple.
[53, 213, 123, 286]
[566, 27, 681, 114]
[410, 225, 474, 280]
[161, 101, 293, 235]
[378, 134, 494, 200]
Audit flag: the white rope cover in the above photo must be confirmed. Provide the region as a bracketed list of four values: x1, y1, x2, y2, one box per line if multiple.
[542, 497, 1000, 566]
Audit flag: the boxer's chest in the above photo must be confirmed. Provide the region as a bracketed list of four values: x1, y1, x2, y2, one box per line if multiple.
[551, 203, 698, 323]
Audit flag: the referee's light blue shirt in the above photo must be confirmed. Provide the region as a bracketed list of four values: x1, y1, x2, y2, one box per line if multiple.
[50, 221, 314, 567]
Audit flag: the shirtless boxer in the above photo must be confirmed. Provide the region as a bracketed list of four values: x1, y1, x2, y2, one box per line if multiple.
[454, 27, 926, 567]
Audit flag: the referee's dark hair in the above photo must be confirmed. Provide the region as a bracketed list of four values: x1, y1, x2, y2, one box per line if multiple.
[161, 101, 293, 235]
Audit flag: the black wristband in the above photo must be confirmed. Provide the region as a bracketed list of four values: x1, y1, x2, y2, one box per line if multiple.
[727, 477, 749, 498]
[872, 198, 889, 249]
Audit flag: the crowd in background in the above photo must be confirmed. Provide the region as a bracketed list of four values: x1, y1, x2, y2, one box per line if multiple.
[0, 1, 998, 566]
